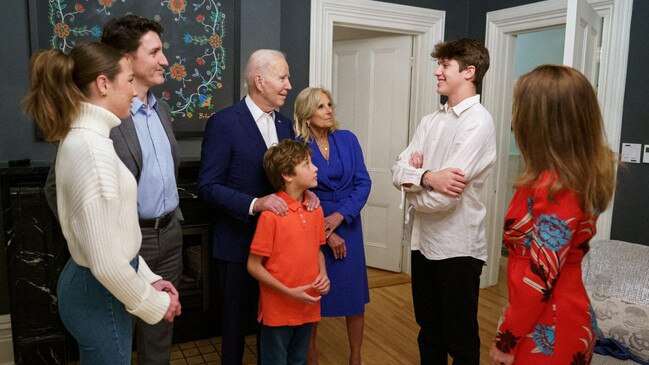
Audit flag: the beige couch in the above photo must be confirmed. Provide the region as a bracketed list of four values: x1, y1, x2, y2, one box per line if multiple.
[584, 239, 649, 364]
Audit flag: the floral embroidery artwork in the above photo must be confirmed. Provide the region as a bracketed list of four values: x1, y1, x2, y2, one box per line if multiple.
[35, 0, 234, 136]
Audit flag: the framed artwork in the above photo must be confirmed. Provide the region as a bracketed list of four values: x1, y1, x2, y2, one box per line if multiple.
[27, 0, 237, 138]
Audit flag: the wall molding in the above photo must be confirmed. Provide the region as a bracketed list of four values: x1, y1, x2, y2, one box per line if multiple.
[310, 0, 445, 137]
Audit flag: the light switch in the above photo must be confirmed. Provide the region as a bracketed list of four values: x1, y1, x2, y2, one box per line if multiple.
[621, 143, 641, 163]
[643, 145, 649, 164]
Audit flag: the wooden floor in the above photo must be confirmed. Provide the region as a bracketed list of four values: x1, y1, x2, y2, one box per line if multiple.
[146, 259, 508, 364]
[315, 258, 509, 365]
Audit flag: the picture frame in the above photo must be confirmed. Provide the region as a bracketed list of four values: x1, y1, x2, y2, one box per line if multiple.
[27, 0, 238, 139]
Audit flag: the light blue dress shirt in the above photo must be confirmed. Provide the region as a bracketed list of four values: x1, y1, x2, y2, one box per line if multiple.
[131, 93, 179, 219]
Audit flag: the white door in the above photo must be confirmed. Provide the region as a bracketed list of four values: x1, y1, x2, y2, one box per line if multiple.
[482, 0, 610, 287]
[564, 0, 602, 84]
[332, 35, 413, 272]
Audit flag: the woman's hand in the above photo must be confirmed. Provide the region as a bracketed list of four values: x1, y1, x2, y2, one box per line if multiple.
[490, 343, 514, 365]
[324, 212, 344, 237]
[327, 232, 347, 259]
[153, 280, 182, 322]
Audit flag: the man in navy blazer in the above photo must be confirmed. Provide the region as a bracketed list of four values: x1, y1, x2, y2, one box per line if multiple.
[199, 49, 319, 364]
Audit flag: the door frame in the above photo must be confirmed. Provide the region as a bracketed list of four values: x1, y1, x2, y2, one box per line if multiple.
[481, 0, 633, 287]
[310, 0, 445, 273]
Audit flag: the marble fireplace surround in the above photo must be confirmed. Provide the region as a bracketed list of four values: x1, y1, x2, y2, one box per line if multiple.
[0, 161, 241, 364]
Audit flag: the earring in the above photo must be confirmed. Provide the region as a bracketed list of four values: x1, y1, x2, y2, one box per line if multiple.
[306, 121, 310, 127]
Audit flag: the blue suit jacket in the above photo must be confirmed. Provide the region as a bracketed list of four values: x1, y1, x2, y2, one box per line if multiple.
[198, 97, 295, 263]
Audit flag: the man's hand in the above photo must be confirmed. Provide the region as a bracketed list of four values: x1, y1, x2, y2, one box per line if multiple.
[408, 151, 424, 169]
[312, 272, 330, 295]
[304, 190, 321, 211]
[327, 232, 347, 259]
[324, 212, 344, 238]
[489, 343, 514, 365]
[422, 168, 467, 197]
[253, 193, 289, 216]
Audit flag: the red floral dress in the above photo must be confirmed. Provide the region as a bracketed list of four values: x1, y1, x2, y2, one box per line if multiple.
[495, 172, 596, 364]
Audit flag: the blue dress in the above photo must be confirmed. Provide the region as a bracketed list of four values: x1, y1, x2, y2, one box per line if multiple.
[303, 130, 371, 317]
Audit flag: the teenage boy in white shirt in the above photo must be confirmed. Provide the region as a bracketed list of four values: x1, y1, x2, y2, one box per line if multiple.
[391, 38, 496, 365]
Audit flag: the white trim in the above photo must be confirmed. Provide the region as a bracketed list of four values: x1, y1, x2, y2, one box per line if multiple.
[310, 0, 444, 137]
[481, 0, 632, 287]
[0, 314, 13, 365]
[310, 0, 444, 274]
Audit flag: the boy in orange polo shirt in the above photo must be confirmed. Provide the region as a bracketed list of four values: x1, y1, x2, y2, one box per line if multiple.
[247, 139, 330, 364]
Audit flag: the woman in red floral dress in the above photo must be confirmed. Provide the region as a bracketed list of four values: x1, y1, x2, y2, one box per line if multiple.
[490, 65, 616, 365]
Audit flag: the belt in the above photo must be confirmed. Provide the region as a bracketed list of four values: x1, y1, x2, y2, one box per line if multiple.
[139, 211, 174, 229]
[314, 187, 354, 202]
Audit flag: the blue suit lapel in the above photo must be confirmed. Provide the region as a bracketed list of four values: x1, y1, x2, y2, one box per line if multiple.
[274, 114, 293, 141]
[236, 99, 268, 152]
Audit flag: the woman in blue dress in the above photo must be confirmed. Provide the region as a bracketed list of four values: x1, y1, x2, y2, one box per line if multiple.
[294, 87, 372, 365]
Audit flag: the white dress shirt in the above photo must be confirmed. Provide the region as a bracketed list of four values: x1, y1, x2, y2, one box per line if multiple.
[391, 95, 496, 261]
[244, 95, 279, 215]
[245, 95, 278, 148]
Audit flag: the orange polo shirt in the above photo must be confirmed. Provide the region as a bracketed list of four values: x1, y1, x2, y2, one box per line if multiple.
[250, 190, 326, 326]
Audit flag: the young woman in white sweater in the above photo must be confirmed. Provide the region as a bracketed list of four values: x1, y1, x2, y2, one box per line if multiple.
[22, 42, 181, 364]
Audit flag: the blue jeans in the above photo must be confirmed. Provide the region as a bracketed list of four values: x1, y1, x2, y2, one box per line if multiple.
[57, 257, 138, 364]
[259, 322, 313, 365]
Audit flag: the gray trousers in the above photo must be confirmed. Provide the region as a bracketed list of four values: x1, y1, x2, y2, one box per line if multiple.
[136, 216, 184, 365]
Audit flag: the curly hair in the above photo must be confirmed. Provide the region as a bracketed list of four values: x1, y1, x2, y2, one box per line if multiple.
[431, 38, 490, 89]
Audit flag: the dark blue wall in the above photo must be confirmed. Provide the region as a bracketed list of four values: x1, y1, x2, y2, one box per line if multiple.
[610, 0, 649, 244]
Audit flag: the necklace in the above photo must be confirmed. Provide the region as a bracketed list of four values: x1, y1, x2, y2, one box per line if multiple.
[316, 138, 330, 160]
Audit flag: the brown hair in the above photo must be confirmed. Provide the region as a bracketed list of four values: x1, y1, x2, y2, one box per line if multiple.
[22, 42, 123, 141]
[512, 64, 616, 215]
[263, 139, 312, 190]
[294, 87, 340, 143]
[101, 15, 164, 54]
[431, 38, 490, 89]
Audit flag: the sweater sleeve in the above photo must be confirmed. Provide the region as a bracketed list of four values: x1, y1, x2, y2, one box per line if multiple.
[70, 198, 170, 325]
[494, 187, 582, 355]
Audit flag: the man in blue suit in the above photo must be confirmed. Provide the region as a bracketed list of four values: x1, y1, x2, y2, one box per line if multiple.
[198, 49, 317, 365]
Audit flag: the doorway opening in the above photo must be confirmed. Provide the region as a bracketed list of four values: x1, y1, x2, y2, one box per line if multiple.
[310, 0, 444, 273]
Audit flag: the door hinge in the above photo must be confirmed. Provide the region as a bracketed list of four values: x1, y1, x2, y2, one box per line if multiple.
[596, 46, 602, 62]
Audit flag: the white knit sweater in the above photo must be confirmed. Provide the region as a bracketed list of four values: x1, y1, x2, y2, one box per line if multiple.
[55, 102, 169, 324]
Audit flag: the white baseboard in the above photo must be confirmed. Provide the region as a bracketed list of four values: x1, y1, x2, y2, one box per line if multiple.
[0, 314, 13, 365]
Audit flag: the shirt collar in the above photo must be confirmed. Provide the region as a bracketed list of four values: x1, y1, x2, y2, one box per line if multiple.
[276, 190, 308, 211]
[439, 94, 481, 116]
[130, 92, 159, 115]
[245, 95, 274, 122]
